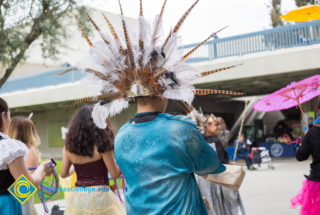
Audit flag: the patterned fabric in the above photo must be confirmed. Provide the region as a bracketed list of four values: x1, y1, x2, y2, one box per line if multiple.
[65, 185, 126, 215]
[314, 117, 320, 127]
[196, 176, 246, 215]
[0, 132, 28, 171]
[114, 113, 225, 215]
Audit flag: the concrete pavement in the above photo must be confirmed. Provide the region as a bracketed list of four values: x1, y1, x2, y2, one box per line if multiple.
[240, 158, 309, 215]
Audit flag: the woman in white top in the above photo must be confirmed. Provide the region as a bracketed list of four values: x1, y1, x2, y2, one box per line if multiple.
[0, 97, 50, 215]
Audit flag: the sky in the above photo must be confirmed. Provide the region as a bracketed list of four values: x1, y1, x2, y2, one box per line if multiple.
[83, 0, 298, 45]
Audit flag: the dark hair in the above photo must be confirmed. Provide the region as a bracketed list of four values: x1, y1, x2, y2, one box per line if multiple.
[0, 97, 9, 132]
[318, 100, 320, 110]
[65, 105, 114, 157]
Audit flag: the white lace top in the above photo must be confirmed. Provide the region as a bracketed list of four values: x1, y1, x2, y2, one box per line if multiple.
[0, 132, 28, 171]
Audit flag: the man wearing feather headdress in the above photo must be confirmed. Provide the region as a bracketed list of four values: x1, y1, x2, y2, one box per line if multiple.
[57, 0, 245, 214]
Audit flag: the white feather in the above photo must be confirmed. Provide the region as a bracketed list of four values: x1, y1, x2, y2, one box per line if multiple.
[92, 99, 129, 129]
[152, 15, 164, 46]
[174, 62, 200, 84]
[138, 17, 153, 67]
[163, 86, 195, 105]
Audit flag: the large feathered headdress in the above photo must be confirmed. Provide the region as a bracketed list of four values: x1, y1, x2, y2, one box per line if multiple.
[57, 0, 244, 128]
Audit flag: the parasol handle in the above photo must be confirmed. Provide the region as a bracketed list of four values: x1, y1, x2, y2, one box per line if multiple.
[297, 103, 309, 132]
[233, 100, 249, 162]
[296, 98, 309, 131]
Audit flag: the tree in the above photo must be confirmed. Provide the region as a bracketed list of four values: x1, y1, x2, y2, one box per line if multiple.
[270, 0, 284, 27]
[0, 0, 90, 88]
[295, 0, 314, 7]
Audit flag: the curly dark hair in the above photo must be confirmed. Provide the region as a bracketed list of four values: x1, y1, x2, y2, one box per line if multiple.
[65, 105, 114, 157]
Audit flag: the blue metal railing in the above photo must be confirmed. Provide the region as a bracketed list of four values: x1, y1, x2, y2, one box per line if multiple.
[2, 20, 320, 94]
[0, 68, 83, 94]
[180, 19, 320, 63]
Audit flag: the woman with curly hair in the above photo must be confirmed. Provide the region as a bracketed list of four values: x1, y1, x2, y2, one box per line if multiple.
[61, 105, 125, 215]
[9, 117, 42, 215]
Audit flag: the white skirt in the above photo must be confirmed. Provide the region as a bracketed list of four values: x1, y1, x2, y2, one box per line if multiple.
[65, 185, 126, 215]
[21, 195, 37, 215]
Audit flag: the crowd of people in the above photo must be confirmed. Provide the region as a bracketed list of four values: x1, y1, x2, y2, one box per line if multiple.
[1, 95, 319, 215]
[1, 1, 320, 214]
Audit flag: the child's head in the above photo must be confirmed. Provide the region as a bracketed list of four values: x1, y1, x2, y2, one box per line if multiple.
[9, 117, 40, 149]
[238, 134, 245, 142]
[65, 105, 114, 157]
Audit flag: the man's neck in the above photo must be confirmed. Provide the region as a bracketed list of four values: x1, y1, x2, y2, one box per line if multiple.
[136, 105, 162, 114]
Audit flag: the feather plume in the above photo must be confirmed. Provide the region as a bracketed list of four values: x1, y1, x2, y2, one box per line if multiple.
[82, 9, 110, 46]
[139, 0, 144, 63]
[92, 99, 129, 128]
[182, 26, 228, 61]
[56, 66, 110, 81]
[55, 63, 110, 81]
[152, 0, 167, 45]
[55, 67, 78, 76]
[163, 86, 195, 105]
[67, 96, 96, 111]
[89, 41, 124, 72]
[85, 68, 111, 81]
[102, 13, 125, 52]
[140, 0, 143, 17]
[96, 92, 122, 101]
[201, 64, 241, 77]
[139, 17, 152, 68]
[73, 14, 92, 47]
[195, 89, 245, 96]
[162, 0, 199, 49]
[118, 0, 135, 69]
[174, 63, 200, 83]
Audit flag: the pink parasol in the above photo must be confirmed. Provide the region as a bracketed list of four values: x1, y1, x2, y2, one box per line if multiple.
[253, 75, 320, 129]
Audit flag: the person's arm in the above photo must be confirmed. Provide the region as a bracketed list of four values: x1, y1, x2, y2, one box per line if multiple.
[60, 147, 72, 178]
[102, 151, 122, 180]
[296, 131, 311, 161]
[186, 129, 225, 176]
[26, 147, 39, 173]
[215, 141, 229, 164]
[8, 157, 50, 188]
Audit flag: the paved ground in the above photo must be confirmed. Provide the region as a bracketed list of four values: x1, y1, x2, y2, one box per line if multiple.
[240, 158, 309, 215]
[35, 158, 309, 215]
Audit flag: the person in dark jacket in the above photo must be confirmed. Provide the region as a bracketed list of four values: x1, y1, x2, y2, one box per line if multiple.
[290, 102, 320, 215]
[203, 114, 229, 164]
[234, 134, 255, 170]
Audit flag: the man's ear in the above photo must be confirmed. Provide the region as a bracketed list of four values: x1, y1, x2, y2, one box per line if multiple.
[1, 112, 5, 120]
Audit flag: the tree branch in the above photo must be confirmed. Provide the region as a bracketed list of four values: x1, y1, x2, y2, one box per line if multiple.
[0, 0, 50, 88]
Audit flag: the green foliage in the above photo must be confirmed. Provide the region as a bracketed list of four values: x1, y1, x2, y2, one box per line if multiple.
[295, 0, 314, 7]
[0, 0, 92, 87]
[271, 0, 284, 27]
